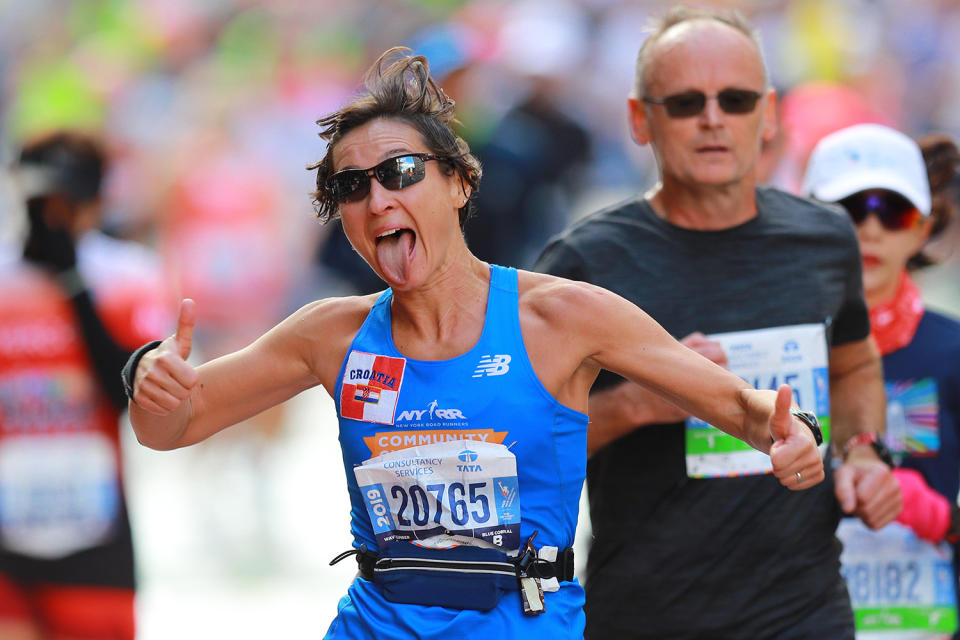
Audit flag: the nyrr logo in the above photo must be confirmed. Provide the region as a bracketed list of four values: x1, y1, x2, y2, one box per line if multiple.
[473, 354, 511, 378]
[396, 399, 467, 423]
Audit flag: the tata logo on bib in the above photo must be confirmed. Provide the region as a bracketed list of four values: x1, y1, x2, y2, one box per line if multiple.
[781, 339, 803, 364]
[457, 448, 482, 472]
[473, 354, 511, 377]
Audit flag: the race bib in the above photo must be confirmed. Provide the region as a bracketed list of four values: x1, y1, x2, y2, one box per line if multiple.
[886, 378, 940, 458]
[0, 433, 120, 559]
[354, 440, 521, 554]
[839, 519, 957, 638]
[685, 323, 830, 478]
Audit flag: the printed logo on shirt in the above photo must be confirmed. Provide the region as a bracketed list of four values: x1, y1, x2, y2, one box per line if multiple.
[472, 354, 511, 377]
[363, 429, 509, 457]
[885, 378, 940, 456]
[782, 339, 803, 363]
[340, 351, 406, 424]
[396, 399, 468, 424]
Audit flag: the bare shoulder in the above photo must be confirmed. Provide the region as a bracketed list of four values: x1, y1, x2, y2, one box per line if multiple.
[516, 270, 617, 328]
[516, 269, 664, 365]
[280, 293, 379, 338]
[513, 271, 613, 404]
[262, 293, 380, 389]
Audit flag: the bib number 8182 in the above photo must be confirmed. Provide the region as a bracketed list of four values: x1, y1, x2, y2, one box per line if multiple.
[842, 561, 921, 604]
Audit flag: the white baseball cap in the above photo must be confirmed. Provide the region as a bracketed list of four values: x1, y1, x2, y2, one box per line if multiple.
[802, 123, 931, 216]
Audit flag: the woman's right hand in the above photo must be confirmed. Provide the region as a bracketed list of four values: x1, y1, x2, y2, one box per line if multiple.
[133, 299, 199, 415]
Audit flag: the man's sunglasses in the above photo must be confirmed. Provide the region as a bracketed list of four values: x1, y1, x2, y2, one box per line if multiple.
[837, 190, 922, 231]
[642, 88, 763, 118]
[325, 153, 443, 204]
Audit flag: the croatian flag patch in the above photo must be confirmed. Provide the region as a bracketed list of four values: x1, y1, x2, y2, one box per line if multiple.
[354, 385, 381, 404]
[340, 351, 406, 424]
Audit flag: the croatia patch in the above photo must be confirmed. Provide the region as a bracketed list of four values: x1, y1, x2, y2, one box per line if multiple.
[340, 351, 406, 424]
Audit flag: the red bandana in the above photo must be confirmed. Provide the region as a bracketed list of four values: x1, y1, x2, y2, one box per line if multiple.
[869, 271, 925, 355]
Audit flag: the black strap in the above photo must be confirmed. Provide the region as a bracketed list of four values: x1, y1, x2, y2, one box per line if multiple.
[122, 340, 163, 401]
[331, 546, 574, 583]
[523, 547, 575, 581]
[329, 545, 379, 581]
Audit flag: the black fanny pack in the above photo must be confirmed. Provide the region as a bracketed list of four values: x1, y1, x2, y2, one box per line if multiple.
[330, 542, 574, 611]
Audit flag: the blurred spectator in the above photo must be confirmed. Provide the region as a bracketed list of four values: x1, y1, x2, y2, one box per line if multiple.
[0, 131, 171, 640]
[465, 0, 592, 268]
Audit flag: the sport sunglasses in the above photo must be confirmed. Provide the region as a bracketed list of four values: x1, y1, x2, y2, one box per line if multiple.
[325, 153, 443, 204]
[837, 191, 922, 231]
[643, 88, 764, 118]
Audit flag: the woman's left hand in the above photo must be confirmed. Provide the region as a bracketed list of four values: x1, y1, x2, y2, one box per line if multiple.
[745, 384, 825, 490]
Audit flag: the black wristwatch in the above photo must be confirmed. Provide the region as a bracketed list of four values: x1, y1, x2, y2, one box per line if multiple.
[842, 432, 895, 469]
[789, 409, 824, 446]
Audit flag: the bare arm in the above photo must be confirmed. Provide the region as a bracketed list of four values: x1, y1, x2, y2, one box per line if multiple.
[580, 285, 775, 452]
[828, 336, 901, 528]
[523, 276, 824, 489]
[587, 333, 726, 455]
[130, 298, 345, 450]
[829, 337, 886, 447]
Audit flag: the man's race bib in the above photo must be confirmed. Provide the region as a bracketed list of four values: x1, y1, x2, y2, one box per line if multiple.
[354, 440, 521, 554]
[685, 323, 830, 478]
[886, 378, 940, 458]
[839, 519, 957, 638]
[0, 433, 120, 559]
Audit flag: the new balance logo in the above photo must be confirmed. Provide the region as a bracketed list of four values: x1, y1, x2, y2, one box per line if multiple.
[473, 354, 511, 377]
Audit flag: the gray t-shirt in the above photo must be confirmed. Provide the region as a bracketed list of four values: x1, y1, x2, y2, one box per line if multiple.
[535, 186, 868, 639]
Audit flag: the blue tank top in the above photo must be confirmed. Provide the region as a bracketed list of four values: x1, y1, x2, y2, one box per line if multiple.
[326, 265, 588, 639]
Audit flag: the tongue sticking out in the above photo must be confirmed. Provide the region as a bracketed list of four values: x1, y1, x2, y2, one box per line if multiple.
[376, 230, 415, 284]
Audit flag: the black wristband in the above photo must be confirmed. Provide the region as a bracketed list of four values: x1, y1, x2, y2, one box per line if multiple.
[789, 408, 824, 446]
[122, 340, 163, 401]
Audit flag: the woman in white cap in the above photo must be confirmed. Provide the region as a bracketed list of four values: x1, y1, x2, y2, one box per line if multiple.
[804, 124, 960, 639]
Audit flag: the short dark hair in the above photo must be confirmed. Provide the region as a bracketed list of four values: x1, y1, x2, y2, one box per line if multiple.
[909, 134, 960, 269]
[308, 47, 481, 229]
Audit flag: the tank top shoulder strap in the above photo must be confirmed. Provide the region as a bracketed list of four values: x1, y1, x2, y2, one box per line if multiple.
[481, 265, 523, 352]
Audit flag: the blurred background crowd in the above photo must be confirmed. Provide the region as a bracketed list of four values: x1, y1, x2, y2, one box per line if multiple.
[1, 0, 959, 637]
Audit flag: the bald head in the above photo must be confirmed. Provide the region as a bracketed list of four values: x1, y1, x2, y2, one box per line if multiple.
[633, 7, 768, 99]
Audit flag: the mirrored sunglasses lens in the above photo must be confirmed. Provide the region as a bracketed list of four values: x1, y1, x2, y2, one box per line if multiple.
[718, 89, 761, 114]
[329, 171, 369, 203]
[663, 92, 707, 118]
[377, 155, 424, 190]
[840, 193, 917, 230]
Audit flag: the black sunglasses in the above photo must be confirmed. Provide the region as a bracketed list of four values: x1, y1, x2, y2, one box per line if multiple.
[643, 88, 764, 118]
[326, 153, 443, 204]
[837, 190, 921, 231]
